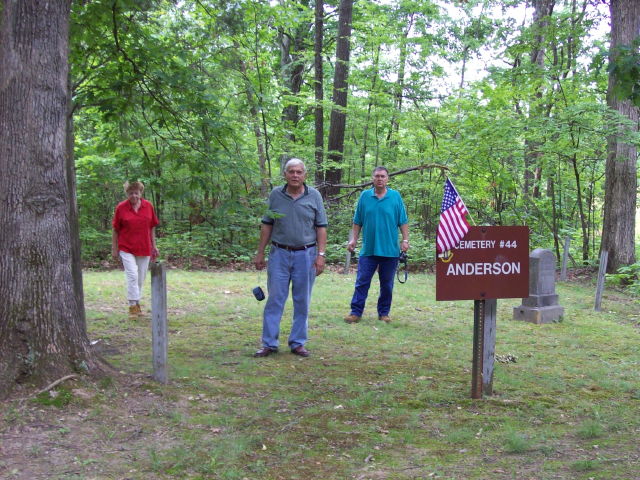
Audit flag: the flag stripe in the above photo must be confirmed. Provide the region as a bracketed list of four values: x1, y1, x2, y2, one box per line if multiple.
[436, 179, 470, 254]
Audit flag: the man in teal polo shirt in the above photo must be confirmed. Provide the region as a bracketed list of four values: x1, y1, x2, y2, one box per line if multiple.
[345, 166, 409, 324]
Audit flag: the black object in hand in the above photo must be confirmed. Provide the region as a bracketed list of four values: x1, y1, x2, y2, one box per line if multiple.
[252, 286, 265, 301]
[396, 251, 408, 284]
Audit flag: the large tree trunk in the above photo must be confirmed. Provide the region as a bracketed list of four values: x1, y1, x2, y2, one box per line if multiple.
[523, 0, 555, 199]
[66, 75, 86, 331]
[0, 0, 101, 397]
[314, 0, 324, 186]
[278, 1, 311, 167]
[386, 13, 414, 153]
[601, 0, 639, 273]
[360, 44, 381, 178]
[235, 40, 271, 196]
[323, 0, 353, 199]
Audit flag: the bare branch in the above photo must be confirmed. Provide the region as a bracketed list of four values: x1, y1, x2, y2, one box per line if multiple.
[317, 163, 449, 190]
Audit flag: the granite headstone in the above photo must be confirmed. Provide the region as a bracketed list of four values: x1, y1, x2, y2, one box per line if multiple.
[513, 248, 564, 324]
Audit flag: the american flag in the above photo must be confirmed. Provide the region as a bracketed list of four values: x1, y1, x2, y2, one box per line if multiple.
[436, 179, 469, 254]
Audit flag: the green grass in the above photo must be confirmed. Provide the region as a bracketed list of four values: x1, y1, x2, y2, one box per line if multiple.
[2, 269, 639, 479]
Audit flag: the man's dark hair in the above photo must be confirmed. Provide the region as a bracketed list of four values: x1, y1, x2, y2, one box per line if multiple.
[372, 166, 389, 176]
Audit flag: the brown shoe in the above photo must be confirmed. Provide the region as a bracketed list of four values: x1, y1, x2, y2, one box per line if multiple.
[344, 314, 361, 324]
[129, 304, 142, 317]
[291, 345, 310, 357]
[379, 315, 391, 323]
[254, 347, 277, 358]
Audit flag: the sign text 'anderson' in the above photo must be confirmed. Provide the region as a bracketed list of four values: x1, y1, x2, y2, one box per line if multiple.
[436, 226, 530, 301]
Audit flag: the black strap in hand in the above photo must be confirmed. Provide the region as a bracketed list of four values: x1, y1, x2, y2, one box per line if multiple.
[397, 252, 408, 284]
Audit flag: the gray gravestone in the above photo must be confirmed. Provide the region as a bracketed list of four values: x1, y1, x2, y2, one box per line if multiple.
[513, 249, 564, 324]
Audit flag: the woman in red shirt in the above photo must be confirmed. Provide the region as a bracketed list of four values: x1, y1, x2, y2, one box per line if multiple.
[111, 181, 159, 316]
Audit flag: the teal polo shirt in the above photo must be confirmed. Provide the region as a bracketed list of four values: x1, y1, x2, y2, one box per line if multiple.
[354, 187, 408, 257]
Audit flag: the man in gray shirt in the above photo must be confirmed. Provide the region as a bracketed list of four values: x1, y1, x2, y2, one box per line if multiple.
[253, 158, 328, 358]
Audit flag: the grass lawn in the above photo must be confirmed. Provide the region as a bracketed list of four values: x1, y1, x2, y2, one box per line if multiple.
[1, 268, 639, 480]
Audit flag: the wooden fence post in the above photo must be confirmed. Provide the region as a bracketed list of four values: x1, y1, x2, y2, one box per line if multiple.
[151, 261, 168, 383]
[594, 250, 608, 312]
[560, 236, 570, 281]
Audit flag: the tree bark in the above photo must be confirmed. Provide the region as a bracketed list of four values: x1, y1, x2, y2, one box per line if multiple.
[66, 73, 87, 331]
[323, 0, 353, 199]
[278, 0, 311, 164]
[238, 55, 271, 196]
[314, 0, 324, 186]
[0, 0, 101, 397]
[386, 13, 414, 153]
[359, 45, 381, 179]
[601, 0, 639, 273]
[523, 0, 555, 199]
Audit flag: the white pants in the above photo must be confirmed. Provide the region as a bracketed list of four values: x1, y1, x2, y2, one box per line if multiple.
[119, 251, 150, 303]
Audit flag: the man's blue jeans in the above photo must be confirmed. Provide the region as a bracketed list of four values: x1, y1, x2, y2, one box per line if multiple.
[262, 245, 316, 350]
[350, 255, 399, 317]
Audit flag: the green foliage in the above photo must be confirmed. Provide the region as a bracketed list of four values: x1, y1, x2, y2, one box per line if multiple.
[607, 262, 640, 295]
[608, 37, 640, 106]
[80, 227, 112, 262]
[68, 0, 624, 270]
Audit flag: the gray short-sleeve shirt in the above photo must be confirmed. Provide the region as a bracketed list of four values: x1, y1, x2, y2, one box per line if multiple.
[261, 184, 328, 246]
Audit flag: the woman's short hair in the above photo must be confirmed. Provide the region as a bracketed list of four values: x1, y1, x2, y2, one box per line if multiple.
[124, 181, 145, 193]
[284, 158, 307, 174]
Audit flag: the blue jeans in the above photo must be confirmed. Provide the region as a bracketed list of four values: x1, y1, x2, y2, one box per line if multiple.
[262, 245, 317, 350]
[350, 255, 399, 317]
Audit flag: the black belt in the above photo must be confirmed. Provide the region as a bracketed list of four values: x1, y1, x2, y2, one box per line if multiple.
[272, 241, 316, 251]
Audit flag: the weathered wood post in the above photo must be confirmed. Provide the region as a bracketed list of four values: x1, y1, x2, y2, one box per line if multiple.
[594, 250, 608, 312]
[150, 261, 168, 383]
[472, 298, 497, 399]
[560, 236, 570, 281]
[482, 298, 497, 396]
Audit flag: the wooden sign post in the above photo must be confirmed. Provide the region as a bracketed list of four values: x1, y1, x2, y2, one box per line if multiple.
[436, 226, 529, 399]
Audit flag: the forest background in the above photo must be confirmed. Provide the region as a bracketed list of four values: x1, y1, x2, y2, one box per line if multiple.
[72, 0, 639, 282]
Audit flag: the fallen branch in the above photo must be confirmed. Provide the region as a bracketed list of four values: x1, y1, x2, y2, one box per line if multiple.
[36, 374, 78, 395]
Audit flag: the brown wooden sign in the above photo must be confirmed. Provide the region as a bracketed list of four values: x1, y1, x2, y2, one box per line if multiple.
[436, 226, 529, 301]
